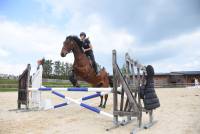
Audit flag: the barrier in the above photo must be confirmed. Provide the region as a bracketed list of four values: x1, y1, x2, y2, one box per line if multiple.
[44, 91, 112, 110]
[29, 87, 113, 92]
[52, 90, 114, 118]
[51, 102, 68, 109]
[18, 49, 160, 133]
[41, 92, 111, 110]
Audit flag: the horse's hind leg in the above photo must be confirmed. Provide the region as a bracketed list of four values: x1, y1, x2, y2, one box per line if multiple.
[69, 70, 80, 87]
[97, 83, 104, 108]
[102, 94, 108, 108]
[99, 94, 108, 108]
[99, 96, 103, 108]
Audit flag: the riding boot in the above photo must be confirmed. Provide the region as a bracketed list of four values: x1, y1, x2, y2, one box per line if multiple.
[93, 62, 98, 75]
[86, 52, 98, 75]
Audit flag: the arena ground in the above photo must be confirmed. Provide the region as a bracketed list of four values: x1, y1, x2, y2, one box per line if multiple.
[0, 88, 200, 134]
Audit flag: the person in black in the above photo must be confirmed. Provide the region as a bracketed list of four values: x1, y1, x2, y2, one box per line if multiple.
[80, 32, 98, 74]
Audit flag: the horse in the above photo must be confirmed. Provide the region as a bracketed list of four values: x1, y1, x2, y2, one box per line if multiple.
[60, 35, 112, 108]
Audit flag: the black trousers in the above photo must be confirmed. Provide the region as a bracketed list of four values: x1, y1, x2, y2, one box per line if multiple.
[86, 51, 98, 74]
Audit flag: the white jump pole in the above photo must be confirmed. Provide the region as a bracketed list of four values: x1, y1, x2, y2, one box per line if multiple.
[29, 87, 113, 92]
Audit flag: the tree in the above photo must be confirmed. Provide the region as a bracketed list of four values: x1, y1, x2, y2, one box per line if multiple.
[41, 58, 73, 79]
[65, 62, 72, 76]
[43, 60, 53, 78]
[54, 61, 62, 77]
[60, 62, 66, 76]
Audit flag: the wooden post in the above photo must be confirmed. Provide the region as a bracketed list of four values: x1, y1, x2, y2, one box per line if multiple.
[18, 64, 31, 109]
[112, 50, 118, 124]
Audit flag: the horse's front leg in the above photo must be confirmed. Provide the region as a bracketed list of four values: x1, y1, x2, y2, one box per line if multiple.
[68, 70, 80, 87]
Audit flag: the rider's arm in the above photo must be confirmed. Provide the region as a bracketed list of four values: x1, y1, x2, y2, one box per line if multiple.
[84, 39, 93, 52]
[84, 44, 93, 52]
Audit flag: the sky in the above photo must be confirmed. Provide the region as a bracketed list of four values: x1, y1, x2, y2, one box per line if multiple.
[0, 0, 200, 75]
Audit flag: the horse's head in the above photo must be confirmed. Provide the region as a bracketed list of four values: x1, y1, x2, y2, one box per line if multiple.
[61, 36, 83, 57]
[61, 36, 75, 57]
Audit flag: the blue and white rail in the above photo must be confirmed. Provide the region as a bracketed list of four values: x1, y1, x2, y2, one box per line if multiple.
[29, 87, 113, 92]
[47, 92, 111, 110]
[80, 92, 110, 101]
[29, 86, 123, 110]
[52, 102, 68, 109]
[52, 90, 114, 118]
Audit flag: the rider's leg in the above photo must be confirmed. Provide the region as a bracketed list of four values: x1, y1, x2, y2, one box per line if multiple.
[86, 55, 92, 65]
[87, 52, 98, 74]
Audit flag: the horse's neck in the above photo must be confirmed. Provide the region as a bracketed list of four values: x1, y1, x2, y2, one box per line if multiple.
[72, 45, 87, 64]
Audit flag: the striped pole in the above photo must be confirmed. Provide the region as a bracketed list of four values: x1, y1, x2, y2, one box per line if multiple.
[81, 92, 111, 101]
[29, 87, 113, 92]
[81, 93, 101, 101]
[43, 101, 69, 110]
[47, 92, 110, 110]
[51, 90, 114, 118]
[29, 86, 121, 110]
[52, 102, 68, 109]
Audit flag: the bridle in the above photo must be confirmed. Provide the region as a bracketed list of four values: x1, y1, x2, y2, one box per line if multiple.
[62, 38, 74, 54]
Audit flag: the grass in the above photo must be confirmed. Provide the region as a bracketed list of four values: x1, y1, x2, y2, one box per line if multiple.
[43, 82, 73, 87]
[0, 88, 17, 92]
[0, 78, 17, 84]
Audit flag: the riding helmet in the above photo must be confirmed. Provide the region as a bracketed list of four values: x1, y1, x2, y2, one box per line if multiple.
[80, 32, 86, 37]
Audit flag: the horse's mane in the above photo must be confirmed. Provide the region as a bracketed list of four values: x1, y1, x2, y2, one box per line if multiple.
[66, 35, 84, 53]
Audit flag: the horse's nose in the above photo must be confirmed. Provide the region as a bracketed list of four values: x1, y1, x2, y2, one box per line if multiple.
[61, 52, 65, 57]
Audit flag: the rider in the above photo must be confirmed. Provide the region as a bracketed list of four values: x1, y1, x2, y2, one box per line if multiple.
[80, 32, 98, 74]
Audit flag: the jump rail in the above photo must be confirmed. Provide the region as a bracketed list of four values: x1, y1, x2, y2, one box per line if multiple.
[29, 87, 113, 92]
[45, 91, 111, 110]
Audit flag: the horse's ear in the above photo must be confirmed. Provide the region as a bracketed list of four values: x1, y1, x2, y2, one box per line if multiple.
[66, 36, 72, 41]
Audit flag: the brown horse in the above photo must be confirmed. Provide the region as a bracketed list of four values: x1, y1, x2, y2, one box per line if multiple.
[60, 35, 111, 108]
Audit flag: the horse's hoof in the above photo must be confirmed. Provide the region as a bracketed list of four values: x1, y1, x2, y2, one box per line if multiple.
[102, 105, 106, 108]
[98, 104, 102, 108]
[75, 84, 80, 87]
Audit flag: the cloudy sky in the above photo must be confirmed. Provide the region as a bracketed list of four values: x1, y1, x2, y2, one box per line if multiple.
[0, 0, 200, 75]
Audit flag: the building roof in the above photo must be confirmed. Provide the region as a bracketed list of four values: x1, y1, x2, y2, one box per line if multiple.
[155, 71, 200, 76]
[171, 71, 200, 75]
[155, 73, 170, 76]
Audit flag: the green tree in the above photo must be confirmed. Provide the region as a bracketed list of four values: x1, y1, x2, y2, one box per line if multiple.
[61, 62, 65, 74]
[41, 59, 73, 79]
[54, 61, 62, 77]
[43, 60, 53, 78]
[65, 63, 73, 79]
